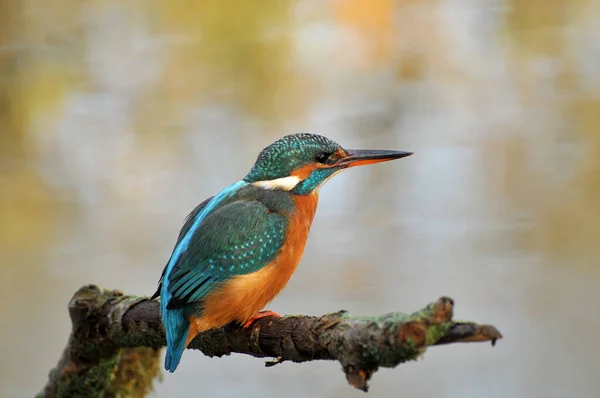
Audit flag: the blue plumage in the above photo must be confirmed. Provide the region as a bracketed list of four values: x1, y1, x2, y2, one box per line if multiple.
[159, 180, 248, 372]
[156, 181, 294, 372]
[167, 201, 286, 305]
[152, 133, 412, 373]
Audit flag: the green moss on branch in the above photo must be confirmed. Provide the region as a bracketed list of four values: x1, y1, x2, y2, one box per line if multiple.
[39, 285, 502, 396]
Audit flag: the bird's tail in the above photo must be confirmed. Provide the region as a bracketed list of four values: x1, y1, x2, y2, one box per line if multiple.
[164, 308, 190, 372]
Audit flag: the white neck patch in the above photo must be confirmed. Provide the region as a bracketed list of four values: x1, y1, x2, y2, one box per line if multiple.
[252, 176, 301, 191]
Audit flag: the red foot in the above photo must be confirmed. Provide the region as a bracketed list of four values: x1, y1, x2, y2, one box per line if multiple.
[243, 310, 281, 329]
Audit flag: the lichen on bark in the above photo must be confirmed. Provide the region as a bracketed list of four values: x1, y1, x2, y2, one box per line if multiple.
[39, 285, 502, 396]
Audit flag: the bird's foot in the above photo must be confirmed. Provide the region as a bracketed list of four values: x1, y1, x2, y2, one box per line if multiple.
[243, 310, 281, 329]
[265, 357, 285, 367]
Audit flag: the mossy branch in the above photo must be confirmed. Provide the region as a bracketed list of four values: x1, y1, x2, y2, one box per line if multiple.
[39, 285, 502, 397]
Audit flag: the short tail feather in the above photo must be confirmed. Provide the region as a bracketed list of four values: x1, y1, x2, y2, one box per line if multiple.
[164, 308, 190, 372]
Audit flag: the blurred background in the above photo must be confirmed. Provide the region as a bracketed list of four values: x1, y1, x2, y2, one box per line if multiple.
[1, 0, 600, 397]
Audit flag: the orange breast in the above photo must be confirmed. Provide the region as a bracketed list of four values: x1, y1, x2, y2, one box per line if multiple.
[186, 193, 319, 346]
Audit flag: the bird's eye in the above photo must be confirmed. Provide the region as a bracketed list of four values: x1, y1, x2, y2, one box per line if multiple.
[314, 152, 331, 164]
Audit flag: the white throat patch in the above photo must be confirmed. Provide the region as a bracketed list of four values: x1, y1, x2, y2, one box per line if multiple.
[252, 176, 301, 191]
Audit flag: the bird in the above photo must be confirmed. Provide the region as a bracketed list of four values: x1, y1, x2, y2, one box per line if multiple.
[151, 132, 412, 372]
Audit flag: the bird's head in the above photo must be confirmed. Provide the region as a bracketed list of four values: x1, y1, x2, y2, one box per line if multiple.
[244, 133, 412, 195]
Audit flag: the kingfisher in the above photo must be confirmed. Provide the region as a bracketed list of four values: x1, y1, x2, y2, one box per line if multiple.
[151, 133, 412, 372]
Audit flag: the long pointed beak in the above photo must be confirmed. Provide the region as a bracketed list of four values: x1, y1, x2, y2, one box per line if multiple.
[337, 149, 413, 168]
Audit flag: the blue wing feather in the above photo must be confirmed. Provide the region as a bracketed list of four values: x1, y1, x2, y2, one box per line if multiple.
[159, 180, 247, 372]
[151, 195, 215, 300]
[166, 199, 287, 308]
[157, 180, 290, 372]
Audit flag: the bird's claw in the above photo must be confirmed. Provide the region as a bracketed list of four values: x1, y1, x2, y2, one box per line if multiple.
[265, 357, 284, 367]
[243, 310, 281, 329]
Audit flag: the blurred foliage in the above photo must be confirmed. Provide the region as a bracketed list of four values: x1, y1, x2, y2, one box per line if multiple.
[333, 0, 396, 68]
[500, 0, 600, 263]
[1, 0, 600, 396]
[155, 0, 307, 127]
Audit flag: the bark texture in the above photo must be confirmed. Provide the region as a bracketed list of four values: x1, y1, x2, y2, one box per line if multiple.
[39, 285, 502, 396]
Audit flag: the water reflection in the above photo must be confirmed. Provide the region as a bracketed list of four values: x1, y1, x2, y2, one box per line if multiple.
[1, 1, 599, 397]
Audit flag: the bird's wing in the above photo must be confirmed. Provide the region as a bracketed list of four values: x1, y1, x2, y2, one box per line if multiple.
[151, 196, 214, 300]
[164, 200, 288, 309]
[176, 196, 215, 243]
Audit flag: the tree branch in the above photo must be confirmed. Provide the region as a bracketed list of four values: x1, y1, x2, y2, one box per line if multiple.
[40, 285, 502, 397]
